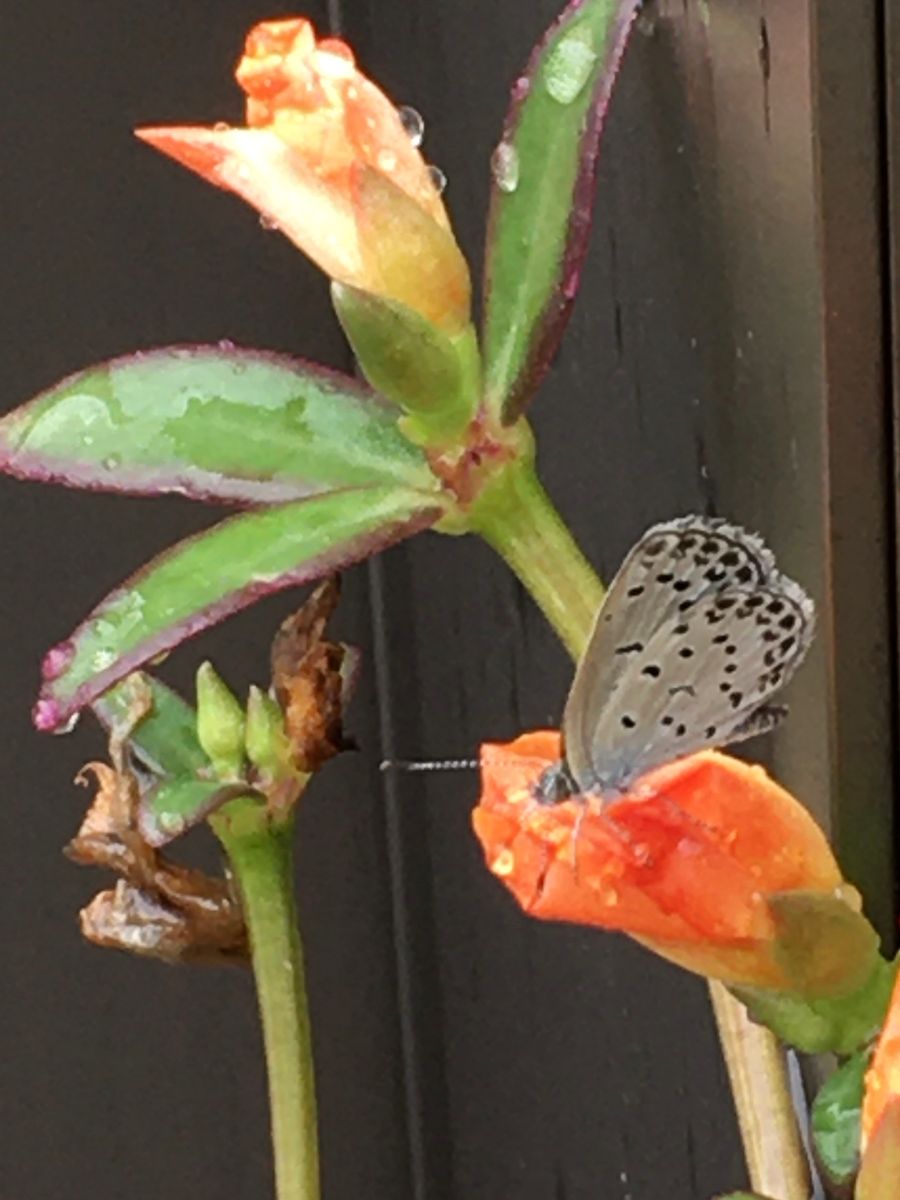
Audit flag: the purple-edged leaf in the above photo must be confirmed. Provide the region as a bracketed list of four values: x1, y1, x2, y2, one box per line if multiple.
[36, 486, 443, 731]
[0, 346, 436, 503]
[139, 778, 248, 847]
[482, 0, 640, 423]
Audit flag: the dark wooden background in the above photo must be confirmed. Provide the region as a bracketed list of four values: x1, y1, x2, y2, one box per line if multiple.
[2, 2, 896, 1197]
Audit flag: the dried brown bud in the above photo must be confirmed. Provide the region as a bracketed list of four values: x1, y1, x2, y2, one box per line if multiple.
[270, 578, 351, 774]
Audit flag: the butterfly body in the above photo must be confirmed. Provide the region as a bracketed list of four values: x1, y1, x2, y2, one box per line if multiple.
[535, 516, 815, 807]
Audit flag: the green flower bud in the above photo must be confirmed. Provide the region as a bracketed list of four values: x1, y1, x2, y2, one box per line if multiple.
[245, 685, 291, 779]
[195, 662, 245, 779]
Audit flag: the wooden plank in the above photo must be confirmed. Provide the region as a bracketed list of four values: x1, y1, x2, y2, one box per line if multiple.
[348, 0, 896, 1195]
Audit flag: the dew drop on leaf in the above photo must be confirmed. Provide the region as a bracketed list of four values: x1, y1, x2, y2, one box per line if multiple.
[491, 141, 520, 194]
[544, 31, 598, 105]
[52, 711, 81, 736]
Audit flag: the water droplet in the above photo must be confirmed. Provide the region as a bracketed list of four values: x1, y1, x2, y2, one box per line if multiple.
[491, 141, 520, 194]
[91, 648, 117, 672]
[52, 711, 81, 736]
[213, 121, 231, 133]
[376, 148, 398, 173]
[397, 105, 424, 147]
[512, 76, 531, 102]
[544, 32, 598, 105]
[491, 848, 516, 877]
[259, 214, 280, 232]
[102, 454, 121, 470]
[636, 8, 658, 37]
[217, 338, 236, 352]
[427, 164, 447, 195]
[158, 811, 188, 836]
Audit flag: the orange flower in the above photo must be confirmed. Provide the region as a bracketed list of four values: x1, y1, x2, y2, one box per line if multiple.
[472, 732, 851, 989]
[862, 970, 900, 1160]
[137, 17, 470, 331]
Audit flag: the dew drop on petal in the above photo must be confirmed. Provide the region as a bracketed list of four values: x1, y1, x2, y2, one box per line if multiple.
[491, 848, 516, 877]
[490, 140, 520, 194]
[102, 454, 121, 470]
[259, 213, 280, 232]
[213, 121, 231, 132]
[397, 105, 424, 147]
[217, 338, 236, 352]
[427, 164, 447, 195]
[376, 147, 398, 173]
[544, 32, 598, 105]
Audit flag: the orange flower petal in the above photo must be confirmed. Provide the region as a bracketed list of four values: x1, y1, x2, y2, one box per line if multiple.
[137, 17, 470, 330]
[858, 1098, 900, 1199]
[137, 126, 364, 286]
[473, 735, 844, 988]
[863, 970, 900, 1149]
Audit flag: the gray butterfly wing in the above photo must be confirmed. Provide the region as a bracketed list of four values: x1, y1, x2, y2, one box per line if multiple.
[580, 580, 814, 793]
[562, 516, 812, 794]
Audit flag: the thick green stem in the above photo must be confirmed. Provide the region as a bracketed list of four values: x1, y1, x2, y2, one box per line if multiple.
[468, 448, 604, 659]
[469, 449, 809, 1200]
[213, 801, 319, 1200]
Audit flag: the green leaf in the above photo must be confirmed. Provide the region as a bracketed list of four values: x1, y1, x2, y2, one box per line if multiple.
[811, 1052, 867, 1188]
[482, 0, 639, 422]
[733, 955, 897, 1055]
[332, 283, 480, 445]
[36, 486, 443, 731]
[0, 346, 436, 502]
[768, 890, 881, 998]
[139, 777, 248, 847]
[93, 673, 208, 777]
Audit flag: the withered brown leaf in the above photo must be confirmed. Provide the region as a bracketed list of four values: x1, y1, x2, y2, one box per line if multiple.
[270, 577, 353, 774]
[67, 688, 247, 965]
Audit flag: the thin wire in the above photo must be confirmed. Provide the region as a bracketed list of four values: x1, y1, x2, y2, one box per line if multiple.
[379, 758, 480, 773]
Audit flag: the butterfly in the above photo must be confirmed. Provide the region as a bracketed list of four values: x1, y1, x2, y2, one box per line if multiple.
[534, 515, 815, 806]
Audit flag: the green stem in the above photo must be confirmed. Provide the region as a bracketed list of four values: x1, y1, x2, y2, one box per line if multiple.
[469, 447, 809, 1200]
[213, 800, 319, 1200]
[468, 446, 605, 659]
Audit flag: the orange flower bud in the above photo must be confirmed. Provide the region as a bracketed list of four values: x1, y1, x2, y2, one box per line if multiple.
[862, 970, 900, 1156]
[137, 17, 470, 331]
[473, 732, 849, 989]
